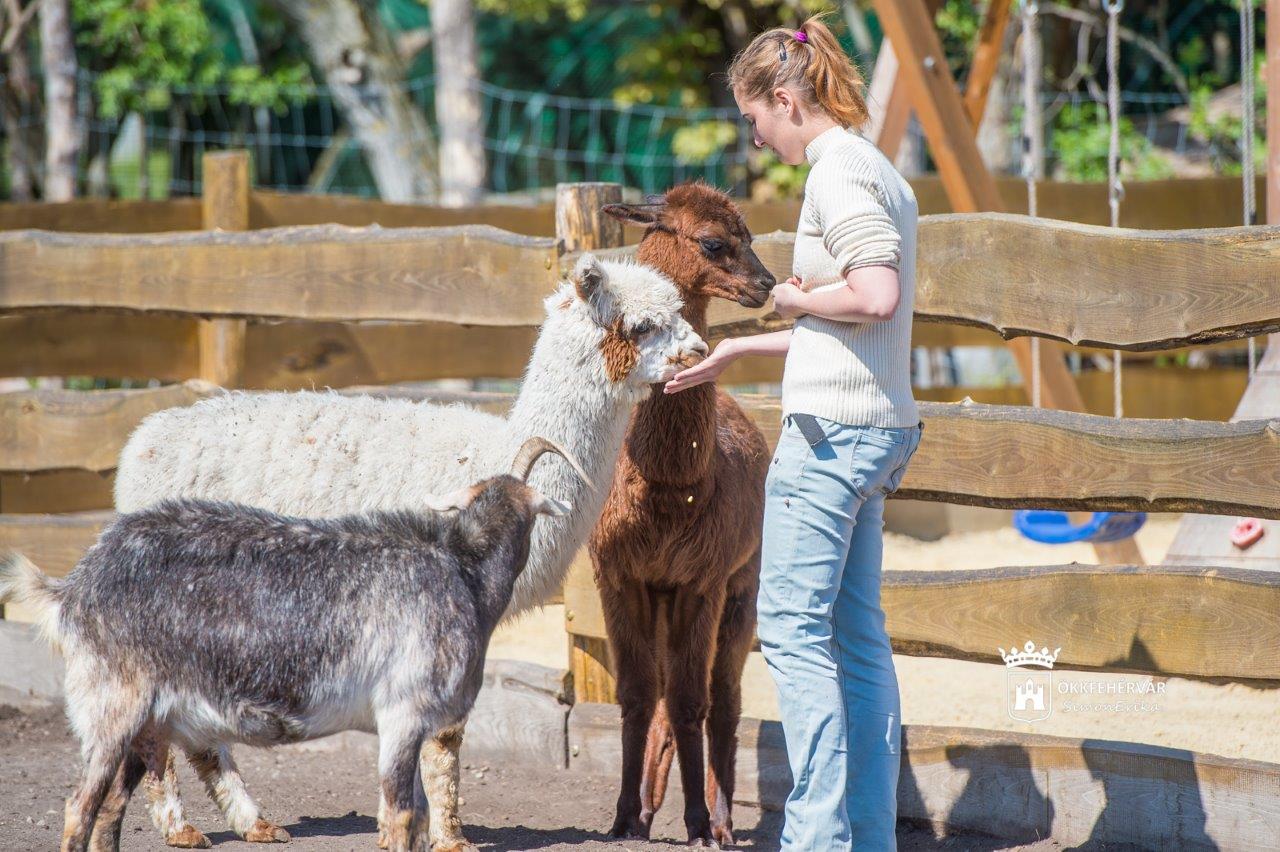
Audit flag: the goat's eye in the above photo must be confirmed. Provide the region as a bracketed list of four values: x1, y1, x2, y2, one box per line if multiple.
[633, 320, 654, 336]
[700, 238, 725, 254]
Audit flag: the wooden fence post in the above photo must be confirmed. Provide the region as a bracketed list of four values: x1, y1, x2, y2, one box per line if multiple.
[198, 151, 250, 387]
[556, 182, 622, 704]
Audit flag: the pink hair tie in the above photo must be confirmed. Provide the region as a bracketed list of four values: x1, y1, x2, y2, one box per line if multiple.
[793, 30, 808, 43]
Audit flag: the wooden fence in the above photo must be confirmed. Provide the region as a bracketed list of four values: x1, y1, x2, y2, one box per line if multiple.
[1, 153, 1278, 847]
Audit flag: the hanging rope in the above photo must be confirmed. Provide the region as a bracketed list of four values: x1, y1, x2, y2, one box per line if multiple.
[1241, 0, 1259, 377]
[1105, 0, 1125, 418]
[1021, 0, 1044, 407]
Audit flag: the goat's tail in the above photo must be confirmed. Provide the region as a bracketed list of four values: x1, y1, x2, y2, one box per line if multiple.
[0, 552, 63, 647]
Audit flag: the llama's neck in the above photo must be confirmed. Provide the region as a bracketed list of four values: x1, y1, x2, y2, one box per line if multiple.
[628, 240, 718, 486]
[502, 313, 639, 617]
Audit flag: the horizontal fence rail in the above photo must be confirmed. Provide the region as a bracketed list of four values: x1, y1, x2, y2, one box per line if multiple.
[6, 386, 1280, 514]
[3, 215, 1279, 351]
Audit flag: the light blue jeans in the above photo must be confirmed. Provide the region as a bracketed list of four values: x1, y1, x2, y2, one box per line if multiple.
[758, 413, 923, 852]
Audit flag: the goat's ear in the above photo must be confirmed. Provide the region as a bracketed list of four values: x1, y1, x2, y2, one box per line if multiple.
[424, 486, 477, 513]
[572, 253, 606, 303]
[529, 490, 570, 517]
[602, 202, 665, 227]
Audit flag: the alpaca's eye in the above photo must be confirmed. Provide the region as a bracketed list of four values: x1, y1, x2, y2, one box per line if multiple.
[633, 320, 655, 336]
[700, 238, 725, 254]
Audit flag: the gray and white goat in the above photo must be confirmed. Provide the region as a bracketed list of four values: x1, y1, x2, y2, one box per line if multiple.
[0, 437, 588, 852]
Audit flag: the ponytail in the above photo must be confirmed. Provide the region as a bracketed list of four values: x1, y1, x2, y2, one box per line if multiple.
[727, 14, 869, 129]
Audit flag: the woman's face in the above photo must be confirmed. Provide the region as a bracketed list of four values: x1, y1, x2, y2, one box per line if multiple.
[734, 86, 809, 166]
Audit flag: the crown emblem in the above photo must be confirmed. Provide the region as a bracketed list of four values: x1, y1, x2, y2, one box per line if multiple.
[999, 640, 1061, 669]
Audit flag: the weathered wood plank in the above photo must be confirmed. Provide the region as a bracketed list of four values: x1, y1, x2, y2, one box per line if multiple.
[250, 190, 556, 235]
[0, 511, 112, 581]
[568, 702, 1280, 849]
[0, 381, 217, 472]
[0, 198, 202, 233]
[0, 225, 560, 323]
[7, 387, 1280, 519]
[699, 218, 1280, 350]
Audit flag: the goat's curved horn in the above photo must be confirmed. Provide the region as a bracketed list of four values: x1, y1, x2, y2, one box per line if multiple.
[510, 436, 592, 489]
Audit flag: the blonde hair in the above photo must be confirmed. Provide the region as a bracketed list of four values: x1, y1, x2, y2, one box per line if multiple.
[727, 14, 869, 130]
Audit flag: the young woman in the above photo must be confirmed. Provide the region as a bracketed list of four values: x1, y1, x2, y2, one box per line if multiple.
[664, 16, 922, 851]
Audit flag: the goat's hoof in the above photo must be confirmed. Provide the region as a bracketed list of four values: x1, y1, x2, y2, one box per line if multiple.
[711, 823, 735, 847]
[166, 824, 212, 849]
[377, 829, 390, 850]
[430, 841, 477, 852]
[687, 838, 721, 849]
[245, 819, 291, 843]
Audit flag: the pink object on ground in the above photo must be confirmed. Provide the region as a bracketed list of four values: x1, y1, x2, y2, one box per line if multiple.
[1230, 517, 1265, 549]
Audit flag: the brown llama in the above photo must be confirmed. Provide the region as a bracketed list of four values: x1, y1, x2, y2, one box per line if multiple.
[592, 183, 776, 848]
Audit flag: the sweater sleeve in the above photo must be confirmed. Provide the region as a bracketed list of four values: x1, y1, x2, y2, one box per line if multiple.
[813, 150, 902, 274]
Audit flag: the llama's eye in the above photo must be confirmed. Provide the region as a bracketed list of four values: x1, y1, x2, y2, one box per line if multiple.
[700, 238, 725, 254]
[633, 320, 655, 336]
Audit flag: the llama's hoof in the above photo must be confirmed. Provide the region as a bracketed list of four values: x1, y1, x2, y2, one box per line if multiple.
[166, 824, 212, 849]
[377, 828, 389, 849]
[245, 818, 291, 843]
[711, 823, 735, 847]
[608, 814, 651, 841]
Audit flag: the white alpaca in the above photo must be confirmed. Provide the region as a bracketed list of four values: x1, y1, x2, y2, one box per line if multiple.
[113, 254, 707, 850]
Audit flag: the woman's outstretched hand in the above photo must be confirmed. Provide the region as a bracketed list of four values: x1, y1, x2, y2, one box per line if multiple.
[664, 339, 739, 394]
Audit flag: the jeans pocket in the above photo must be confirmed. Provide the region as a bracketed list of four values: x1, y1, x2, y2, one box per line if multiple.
[883, 425, 923, 494]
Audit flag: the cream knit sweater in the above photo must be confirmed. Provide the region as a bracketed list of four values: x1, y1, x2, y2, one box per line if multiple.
[782, 125, 919, 428]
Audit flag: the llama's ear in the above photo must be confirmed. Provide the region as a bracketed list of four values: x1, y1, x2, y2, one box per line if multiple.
[602, 202, 665, 227]
[572, 253, 606, 303]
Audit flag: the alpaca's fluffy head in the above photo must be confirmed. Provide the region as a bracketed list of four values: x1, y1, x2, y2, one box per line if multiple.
[548, 254, 707, 390]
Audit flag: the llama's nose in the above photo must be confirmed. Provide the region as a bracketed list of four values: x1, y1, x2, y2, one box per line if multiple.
[691, 339, 710, 359]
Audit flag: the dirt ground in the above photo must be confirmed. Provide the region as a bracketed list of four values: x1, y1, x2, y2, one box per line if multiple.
[0, 703, 1057, 851]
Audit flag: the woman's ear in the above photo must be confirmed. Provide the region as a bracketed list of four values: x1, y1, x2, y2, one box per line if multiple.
[773, 86, 798, 120]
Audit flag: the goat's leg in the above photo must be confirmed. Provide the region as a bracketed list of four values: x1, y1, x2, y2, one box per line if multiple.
[137, 734, 210, 848]
[62, 675, 149, 852]
[705, 565, 759, 847]
[666, 587, 726, 848]
[421, 723, 472, 852]
[87, 743, 146, 852]
[376, 714, 430, 852]
[188, 746, 290, 843]
[640, 698, 675, 819]
[600, 574, 661, 840]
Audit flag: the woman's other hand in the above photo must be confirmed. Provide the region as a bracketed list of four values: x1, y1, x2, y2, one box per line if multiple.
[772, 277, 808, 319]
[664, 338, 739, 394]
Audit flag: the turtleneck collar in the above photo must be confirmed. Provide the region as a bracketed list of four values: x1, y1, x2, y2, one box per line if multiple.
[804, 125, 851, 166]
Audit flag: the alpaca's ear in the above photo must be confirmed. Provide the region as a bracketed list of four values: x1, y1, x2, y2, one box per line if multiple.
[572, 253, 606, 303]
[602, 202, 665, 227]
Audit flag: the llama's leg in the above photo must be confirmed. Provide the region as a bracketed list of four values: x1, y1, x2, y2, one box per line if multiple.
[666, 586, 726, 848]
[137, 734, 210, 848]
[705, 564, 759, 847]
[600, 574, 661, 840]
[421, 723, 471, 852]
[376, 712, 430, 852]
[87, 742, 146, 852]
[640, 698, 675, 820]
[188, 746, 290, 842]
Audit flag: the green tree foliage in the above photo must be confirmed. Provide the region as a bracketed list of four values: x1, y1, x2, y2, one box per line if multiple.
[1050, 102, 1173, 182]
[74, 0, 311, 118]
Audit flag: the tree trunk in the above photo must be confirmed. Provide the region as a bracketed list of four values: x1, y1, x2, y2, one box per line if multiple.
[39, 0, 78, 200]
[2, 32, 37, 200]
[431, 0, 485, 206]
[270, 0, 437, 202]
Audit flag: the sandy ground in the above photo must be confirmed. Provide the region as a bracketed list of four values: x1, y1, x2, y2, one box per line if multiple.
[0, 704, 1058, 851]
[491, 514, 1280, 765]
